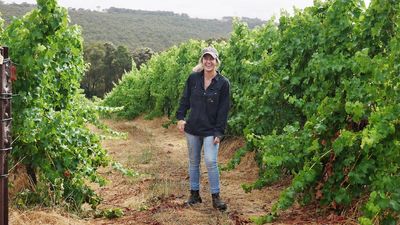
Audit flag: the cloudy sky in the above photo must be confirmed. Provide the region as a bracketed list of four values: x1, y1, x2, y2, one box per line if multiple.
[3, 0, 372, 20]
[2, 0, 315, 20]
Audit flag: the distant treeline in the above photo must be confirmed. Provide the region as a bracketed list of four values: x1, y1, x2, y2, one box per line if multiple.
[0, 1, 265, 52]
[82, 42, 154, 98]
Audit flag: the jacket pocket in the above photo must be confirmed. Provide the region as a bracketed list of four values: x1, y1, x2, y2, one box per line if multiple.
[206, 91, 219, 121]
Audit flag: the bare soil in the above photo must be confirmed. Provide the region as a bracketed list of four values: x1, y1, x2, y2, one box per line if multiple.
[9, 117, 358, 225]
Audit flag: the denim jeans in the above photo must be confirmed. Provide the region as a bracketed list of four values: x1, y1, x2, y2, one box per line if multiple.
[185, 132, 220, 194]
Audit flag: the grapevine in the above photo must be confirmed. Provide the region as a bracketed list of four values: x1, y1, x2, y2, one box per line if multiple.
[2, 0, 110, 210]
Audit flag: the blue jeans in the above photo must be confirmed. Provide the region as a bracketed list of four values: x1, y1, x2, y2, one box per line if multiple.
[185, 132, 220, 194]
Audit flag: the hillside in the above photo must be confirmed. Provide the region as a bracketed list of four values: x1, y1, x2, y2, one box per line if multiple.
[0, 1, 265, 51]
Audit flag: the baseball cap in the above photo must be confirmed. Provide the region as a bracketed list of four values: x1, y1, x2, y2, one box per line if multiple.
[201, 47, 219, 59]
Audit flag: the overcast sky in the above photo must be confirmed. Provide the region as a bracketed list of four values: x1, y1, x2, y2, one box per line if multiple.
[1, 0, 314, 20]
[2, 0, 372, 20]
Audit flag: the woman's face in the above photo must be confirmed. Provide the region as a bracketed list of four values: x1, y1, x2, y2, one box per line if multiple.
[202, 54, 217, 72]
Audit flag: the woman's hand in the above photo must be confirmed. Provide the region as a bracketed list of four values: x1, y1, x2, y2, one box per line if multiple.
[177, 120, 186, 133]
[213, 136, 220, 144]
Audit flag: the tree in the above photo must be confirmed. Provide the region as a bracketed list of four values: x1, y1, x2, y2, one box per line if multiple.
[103, 42, 116, 94]
[81, 42, 132, 98]
[132, 47, 154, 70]
[82, 42, 106, 98]
[112, 45, 132, 85]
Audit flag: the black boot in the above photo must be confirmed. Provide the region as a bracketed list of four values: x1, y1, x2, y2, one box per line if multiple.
[187, 190, 202, 205]
[212, 193, 227, 211]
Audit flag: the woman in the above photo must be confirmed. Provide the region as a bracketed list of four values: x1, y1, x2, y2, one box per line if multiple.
[176, 46, 230, 211]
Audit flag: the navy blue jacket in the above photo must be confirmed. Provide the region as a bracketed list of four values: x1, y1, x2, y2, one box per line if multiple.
[176, 70, 230, 137]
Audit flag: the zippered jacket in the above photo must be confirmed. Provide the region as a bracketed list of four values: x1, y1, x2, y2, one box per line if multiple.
[176, 70, 231, 138]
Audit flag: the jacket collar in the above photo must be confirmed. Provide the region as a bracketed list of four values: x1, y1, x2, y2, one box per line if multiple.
[201, 70, 221, 81]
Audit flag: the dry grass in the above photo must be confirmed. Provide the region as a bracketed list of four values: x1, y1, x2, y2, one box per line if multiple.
[10, 208, 89, 225]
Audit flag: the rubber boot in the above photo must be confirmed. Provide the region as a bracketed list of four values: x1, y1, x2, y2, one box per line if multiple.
[187, 190, 202, 205]
[212, 193, 227, 211]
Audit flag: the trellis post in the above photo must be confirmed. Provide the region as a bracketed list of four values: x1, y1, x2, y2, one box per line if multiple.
[0, 46, 13, 225]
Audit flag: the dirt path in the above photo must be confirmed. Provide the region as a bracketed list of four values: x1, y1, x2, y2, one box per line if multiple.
[10, 117, 356, 225]
[91, 117, 275, 225]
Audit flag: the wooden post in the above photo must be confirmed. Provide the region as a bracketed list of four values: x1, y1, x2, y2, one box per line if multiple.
[0, 46, 12, 225]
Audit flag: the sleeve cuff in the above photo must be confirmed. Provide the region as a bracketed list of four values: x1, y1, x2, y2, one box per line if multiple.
[176, 114, 185, 121]
[214, 131, 223, 138]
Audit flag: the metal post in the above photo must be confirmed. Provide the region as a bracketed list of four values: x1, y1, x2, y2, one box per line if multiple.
[0, 46, 12, 225]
